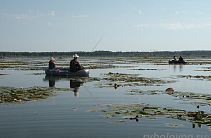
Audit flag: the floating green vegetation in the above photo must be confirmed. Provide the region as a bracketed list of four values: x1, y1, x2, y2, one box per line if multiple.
[166, 123, 182, 127]
[176, 75, 211, 81]
[131, 68, 166, 71]
[90, 72, 176, 88]
[55, 88, 74, 91]
[103, 72, 140, 78]
[0, 58, 132, 71]
[19, 67, 44, 70]
[86, 109, 102, 113]
[0, 86, 73, 105]
[26, 73, 45, 75]
[108, 120, 126, 124]
[178, 102, 208, 106]
[0, 60, 46, 70]
[87, 64, 117, 69]
[69, 77, 88, 83]
[125, 89, 211, 106]
[195, 67, 211, 71]
[3, 57, 211, 72]
[88, 102, 211, 127]
[162, 91, 211, 105]
[146, 117, 156, 120]
[194, 70, 211, 71]
[125, 89, 161, 95]
[0, 86, 57, 105]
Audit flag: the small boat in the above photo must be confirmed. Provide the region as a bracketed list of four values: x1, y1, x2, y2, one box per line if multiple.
[44, 67, 89, 77]
[168, 60, 187, 64]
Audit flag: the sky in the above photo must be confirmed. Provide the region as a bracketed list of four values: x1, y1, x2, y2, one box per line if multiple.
[1, 0, 211, 52]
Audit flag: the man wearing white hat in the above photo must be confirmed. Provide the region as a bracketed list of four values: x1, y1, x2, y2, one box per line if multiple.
[70, 54, 84, 72]
[49, 57, 55, 69]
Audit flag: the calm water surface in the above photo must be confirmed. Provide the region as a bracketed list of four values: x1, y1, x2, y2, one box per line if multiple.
[0, 57, 211, 138]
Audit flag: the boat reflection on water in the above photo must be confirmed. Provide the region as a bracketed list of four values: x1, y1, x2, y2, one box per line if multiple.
[173, 64, 184, 72]
[43, 75, 60, 88]
[70, 79, 84, 97]
[43, 75, 88, 97]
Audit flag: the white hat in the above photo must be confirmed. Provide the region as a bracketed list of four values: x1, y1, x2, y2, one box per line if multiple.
[73, 54, 79, 58]
[50, 57, 55, 60]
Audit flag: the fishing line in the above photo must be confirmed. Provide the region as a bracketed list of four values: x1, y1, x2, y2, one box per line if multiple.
[84, 85, 99, 103]
[83, 81, 101, 106]
[84, 33, 107, 105]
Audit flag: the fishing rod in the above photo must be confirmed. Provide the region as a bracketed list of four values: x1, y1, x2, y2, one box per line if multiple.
[85, 32, 106, 62]
[90, 32, 107, 53]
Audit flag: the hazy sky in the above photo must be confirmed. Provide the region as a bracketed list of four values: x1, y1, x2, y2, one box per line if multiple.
[1, 0, 211, 52]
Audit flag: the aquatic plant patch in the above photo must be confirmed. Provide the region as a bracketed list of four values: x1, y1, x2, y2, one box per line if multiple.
[131, 68, 166, 71]
[125, 89, 161, 95]
[0, 86, 57, 105]
[166, 123, 183, 127]
[108, 120, 126, 124]
[87, 102, 211, 128]
[0, 57, 135, 71]
[178, 102, 208, 106]
[87, 64, 118, 69]
[26, 73, 45, 75]
[90, 72, 176, 88]
[0, 60, 46, 70]
[194, 67, 211, 71]
[2, 57, 211, 72]
[0, 86, 75, 105]
[176, 75, 211, 81]
[125, 89, 211, 106]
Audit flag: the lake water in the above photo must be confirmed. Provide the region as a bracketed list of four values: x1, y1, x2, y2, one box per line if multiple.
[0, 57, 211, 138]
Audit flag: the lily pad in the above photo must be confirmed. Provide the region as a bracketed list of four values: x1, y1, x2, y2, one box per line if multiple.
[166, 123, 182, 127]
[107, 120, 126, 124]
[146, 117, 156, 120]
[101, 114, 115, 118]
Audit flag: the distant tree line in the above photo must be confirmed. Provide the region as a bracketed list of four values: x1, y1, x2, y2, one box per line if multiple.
[0, 50, 211, 57]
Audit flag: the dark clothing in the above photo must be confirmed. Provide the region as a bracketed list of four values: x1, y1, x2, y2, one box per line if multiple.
[70, 59, 82, 72]
[49, 79, 55, 87]
[70, 80, 81, 88]
[70, 80, 83, 93]
[179, 57, 183, 61]
[49, 60, 55, 69]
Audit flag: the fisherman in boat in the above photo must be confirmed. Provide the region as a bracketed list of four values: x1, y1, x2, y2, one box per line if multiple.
[49, 57, 55, 69]
[70, 54, 84, 72]
[179, 55, 184, 61]
[173, 56, 178, 61]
